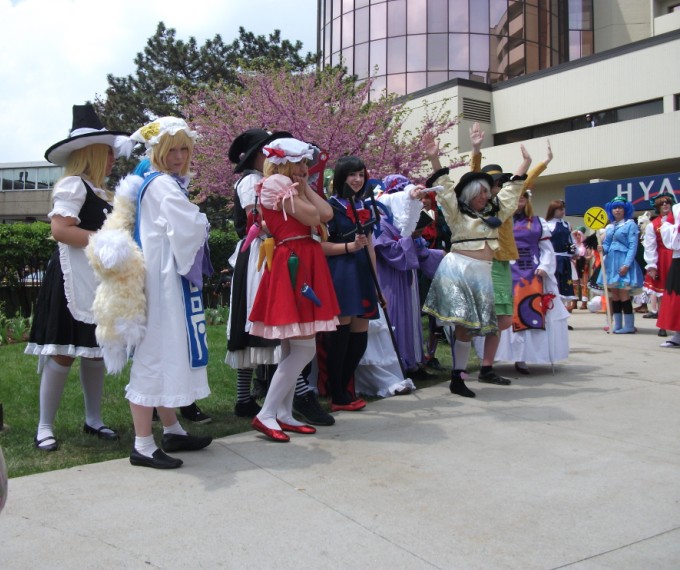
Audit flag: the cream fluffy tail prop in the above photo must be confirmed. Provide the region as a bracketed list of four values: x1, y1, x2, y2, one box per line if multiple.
[86, 175, 146, 373]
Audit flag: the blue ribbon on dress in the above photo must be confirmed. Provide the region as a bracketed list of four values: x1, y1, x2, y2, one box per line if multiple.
[134, 171, 209, 369]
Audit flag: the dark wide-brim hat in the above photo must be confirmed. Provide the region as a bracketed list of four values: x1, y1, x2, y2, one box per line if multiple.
[481, 163, 511, 186]
[44, 104, 130, 166]
[454, 171, 494, 198]
[229, 128, 293, 173]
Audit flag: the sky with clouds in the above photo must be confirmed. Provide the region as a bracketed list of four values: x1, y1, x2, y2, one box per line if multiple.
[0, 0, 318, 163]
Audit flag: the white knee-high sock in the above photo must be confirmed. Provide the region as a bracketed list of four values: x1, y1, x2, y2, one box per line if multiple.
[37, 358, 72, 440]
[80, 358, 107, 429]
[452, 338, 471, 372]
[257, 339, 316, 429]
[134, 435, 157, 458]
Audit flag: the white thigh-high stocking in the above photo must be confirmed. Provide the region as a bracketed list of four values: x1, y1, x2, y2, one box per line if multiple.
[37, 358, 72, 442]
[256, 338, 316, 430]
[79, 358, 112, 433]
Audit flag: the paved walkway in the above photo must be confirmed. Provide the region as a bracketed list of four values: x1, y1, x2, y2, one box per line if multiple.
[1, 311, 679, 569]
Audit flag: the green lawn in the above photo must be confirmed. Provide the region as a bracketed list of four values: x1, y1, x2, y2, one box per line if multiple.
[0, 323, 456, 479]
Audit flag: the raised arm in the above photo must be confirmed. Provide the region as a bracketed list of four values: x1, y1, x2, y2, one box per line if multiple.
[469, 122, 484, 172]
[524, 139, 552, 191]
[293, 174, 333, 223]
[514, 144, 532, 178]
[423, 132, 443, 172]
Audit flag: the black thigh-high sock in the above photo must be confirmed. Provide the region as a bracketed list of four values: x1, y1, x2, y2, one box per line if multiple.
[621, 299, 633, 314]
[611, 300, 622, 314]
[325, 324, 351, 405]
[342, 331, 368, 401]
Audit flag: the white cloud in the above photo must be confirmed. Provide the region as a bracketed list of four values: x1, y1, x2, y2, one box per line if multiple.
[0, 0, 317, 162]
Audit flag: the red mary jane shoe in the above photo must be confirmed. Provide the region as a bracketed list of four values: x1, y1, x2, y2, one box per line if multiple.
[251, 417, 290, 442]
[276, 420, 317, 434]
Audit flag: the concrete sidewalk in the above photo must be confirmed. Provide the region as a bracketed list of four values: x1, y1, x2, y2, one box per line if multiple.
[1, 311, 679, 569]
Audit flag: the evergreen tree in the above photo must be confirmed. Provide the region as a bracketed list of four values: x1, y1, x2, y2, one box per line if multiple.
[95, 22, 317, 133]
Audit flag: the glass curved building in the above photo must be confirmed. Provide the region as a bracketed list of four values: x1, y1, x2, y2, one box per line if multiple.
[318, 0, 594, 96]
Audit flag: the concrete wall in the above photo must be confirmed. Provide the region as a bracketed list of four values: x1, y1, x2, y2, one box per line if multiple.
[594, 0, 651, 52]
[400, 32, 680, 225]
[0, 189, 51, 222]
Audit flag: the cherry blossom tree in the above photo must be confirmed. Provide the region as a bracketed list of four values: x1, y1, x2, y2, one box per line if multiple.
[184, 66, 461, 202]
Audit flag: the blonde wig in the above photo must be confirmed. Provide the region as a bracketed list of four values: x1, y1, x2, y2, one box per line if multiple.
[63, 143, 111, 190]
[150, 130, 195, 176]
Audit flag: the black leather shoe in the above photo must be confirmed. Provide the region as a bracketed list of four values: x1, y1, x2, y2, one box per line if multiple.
[83, 423, 119, 440]
[234, 397, 262, 418]
[293, 391, 335, 426]
[424, 357, 443, 371]
[514, 363, 531, 375]
[161, 433, 212, 452]
[130, 448, 183, 469]
[449, 374, 476, 398]
[34, 435, 58, 452]
[478, 370, 512, 385]
[658, 329, 668, 337]
[179, 403, 212, 424]
[410, 367, 435, 381]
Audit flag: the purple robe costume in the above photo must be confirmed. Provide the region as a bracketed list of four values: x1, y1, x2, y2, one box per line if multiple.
[374, 218, 444, 371]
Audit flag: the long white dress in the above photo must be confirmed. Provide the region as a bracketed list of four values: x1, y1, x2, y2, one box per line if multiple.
[494, 217, 570, 366]
[125, 173, 211, 407]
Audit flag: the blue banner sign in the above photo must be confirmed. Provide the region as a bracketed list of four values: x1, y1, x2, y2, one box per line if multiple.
[565, 172, 680, 216]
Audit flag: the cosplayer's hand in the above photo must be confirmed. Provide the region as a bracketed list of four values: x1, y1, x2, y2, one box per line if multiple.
[545, 139, 553, 165]
[619, 265, 629, 277]
[353, 234, 368, 251]
[647, 267, 658, 280]
[520, 144, 531, 162]
[423, 133, 439, 160]
[535, 268, 547, 278]
[409, 184, 427, 200]
[292, 174, 309, 193]
[469, 122, 485, 151]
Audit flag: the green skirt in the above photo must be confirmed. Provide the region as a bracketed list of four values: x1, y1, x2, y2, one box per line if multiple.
[492, 259, 513, 316]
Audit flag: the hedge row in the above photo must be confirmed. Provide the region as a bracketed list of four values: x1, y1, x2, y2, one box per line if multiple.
[0, 222, 239, 316]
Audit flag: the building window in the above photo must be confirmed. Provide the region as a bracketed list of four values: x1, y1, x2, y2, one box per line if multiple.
[494, 99, 664, 145]
[319, 0, 594, 97]
[1, 165, 63, 191]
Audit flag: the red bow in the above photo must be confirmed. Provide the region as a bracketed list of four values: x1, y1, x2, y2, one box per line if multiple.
[263, 146, 285, 158]
[541, 293, 556, 313]
[346, 204, 371, 225]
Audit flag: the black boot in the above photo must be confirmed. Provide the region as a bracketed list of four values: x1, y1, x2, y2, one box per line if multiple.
[449, 370, 475, 398]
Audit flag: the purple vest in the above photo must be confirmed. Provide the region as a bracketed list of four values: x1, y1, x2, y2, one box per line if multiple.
[512, 215, 543, 284]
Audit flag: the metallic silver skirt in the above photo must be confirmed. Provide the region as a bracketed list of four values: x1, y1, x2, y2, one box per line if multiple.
[422, 252, 497, 336]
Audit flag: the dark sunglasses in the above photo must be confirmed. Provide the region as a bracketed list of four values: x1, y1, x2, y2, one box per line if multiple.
[657, 200, 673, 206]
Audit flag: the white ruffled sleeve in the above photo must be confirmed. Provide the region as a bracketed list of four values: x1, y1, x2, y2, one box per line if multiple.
[643, 221, 658, 269]
[660, 204, 680, 251]
[537, 217, 556, 275]
[49, 176, 88, 222]
[237, 172, 261, 209]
